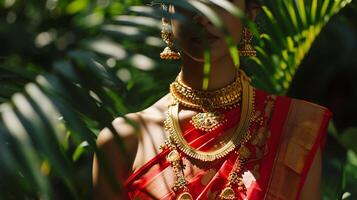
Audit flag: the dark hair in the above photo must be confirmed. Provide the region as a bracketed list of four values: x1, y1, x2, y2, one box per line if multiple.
[246, 0, 262, 8]
[246, 0, 261, 3]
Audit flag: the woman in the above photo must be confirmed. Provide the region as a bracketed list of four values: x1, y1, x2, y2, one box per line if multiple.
[92, 0, 332, 199]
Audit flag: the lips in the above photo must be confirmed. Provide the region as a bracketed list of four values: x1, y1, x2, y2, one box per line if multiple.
[191, 34, 219, 43]
[191, 26, 222, 43]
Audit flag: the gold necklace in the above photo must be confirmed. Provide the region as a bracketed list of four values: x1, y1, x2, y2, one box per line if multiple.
[171, 72, 242, 110]
[162, 72, 255, 199]
[170, 72, 242, 132]
[165, 72, 254, 162]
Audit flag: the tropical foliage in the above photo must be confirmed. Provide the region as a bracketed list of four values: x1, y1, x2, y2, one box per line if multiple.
[0, 0, 356, 199]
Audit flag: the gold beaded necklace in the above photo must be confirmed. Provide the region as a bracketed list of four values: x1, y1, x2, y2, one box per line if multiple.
[170, 72, 243, 132]
[162, 71, 255, 199]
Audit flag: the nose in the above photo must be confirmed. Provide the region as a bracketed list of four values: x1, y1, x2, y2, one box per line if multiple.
[193, 12, 211, 26]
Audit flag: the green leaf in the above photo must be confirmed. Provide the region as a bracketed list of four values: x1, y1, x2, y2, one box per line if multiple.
[340, 127, 357, 152]
[72, 141, 89, 162]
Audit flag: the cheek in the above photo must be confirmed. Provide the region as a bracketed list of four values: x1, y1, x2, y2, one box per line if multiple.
[220, 1, 246, 44]
[225, 17, 244, 44]
[170, 20, 204, 60]
[171, 20, 193, 47]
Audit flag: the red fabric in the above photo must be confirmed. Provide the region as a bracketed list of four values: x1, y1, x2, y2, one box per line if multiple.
[124, 89, 332, 200]
[295, 109, 332, 200]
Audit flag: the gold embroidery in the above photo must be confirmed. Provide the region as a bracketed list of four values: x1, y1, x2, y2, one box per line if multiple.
[252, 127, 268, 146]
[244, 95, 276, 182]
[239, 145, 251, 159]
[284, 121, 320, 173]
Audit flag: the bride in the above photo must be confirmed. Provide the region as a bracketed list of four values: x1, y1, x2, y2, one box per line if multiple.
[92, 0, 332, 199]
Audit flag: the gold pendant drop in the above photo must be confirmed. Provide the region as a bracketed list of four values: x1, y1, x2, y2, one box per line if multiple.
[219, 186, 237, 200]
[190, 112, 227, 132]
[219, 148, 250, 200]
[219, 175, 247, 200]
[165, 147, 193, 200]
[177, 191, 193, 200]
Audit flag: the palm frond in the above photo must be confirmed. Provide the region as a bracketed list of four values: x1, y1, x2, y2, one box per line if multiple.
[247, 0, 352, 94]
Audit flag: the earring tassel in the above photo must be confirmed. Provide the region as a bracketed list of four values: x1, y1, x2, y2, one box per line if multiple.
[160, 47, 181, 60]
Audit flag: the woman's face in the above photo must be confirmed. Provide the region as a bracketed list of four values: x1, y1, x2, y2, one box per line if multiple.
[168, 0, 251, 62]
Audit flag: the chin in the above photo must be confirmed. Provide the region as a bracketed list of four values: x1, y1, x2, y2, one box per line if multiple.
[184, 51, 205, 62]
[182, 49, 225, 63]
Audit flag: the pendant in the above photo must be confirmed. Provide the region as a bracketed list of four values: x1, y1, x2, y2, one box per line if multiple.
[190, 112, 227, 132]
[177, 191, 193, 200]
[218, 186, 237, 200]
[167, 149, 181, 162]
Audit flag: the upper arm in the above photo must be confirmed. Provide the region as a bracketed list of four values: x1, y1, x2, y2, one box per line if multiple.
[299, 147, 322, 200]
[92, 116, 139, 200]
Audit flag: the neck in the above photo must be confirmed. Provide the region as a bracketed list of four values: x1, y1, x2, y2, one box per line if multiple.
[180, 53, 238, 91]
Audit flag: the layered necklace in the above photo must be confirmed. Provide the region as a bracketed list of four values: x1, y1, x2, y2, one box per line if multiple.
[162, 70, 255, 200]
[170, 72, 243, 132]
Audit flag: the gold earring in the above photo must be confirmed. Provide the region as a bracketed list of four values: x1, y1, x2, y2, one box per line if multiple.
[238, 27, 256, 57]
[160, 18, 181, 60]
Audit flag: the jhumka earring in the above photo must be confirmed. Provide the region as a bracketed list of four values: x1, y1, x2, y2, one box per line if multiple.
[160, 17, 181, 60]
[238, 27, 256, 57]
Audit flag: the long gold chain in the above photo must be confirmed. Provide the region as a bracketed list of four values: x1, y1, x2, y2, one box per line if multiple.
[164, 72, 255, 162]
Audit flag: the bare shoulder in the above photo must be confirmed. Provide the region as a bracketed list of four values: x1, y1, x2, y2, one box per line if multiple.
[96, 112, 141, 152]
[95, 94, 171, 170]
[93, 94, 171, 199]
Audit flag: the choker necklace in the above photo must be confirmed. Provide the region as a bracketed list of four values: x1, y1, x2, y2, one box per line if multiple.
[170, 71, 242, 132]
[162, 71, 255, 199]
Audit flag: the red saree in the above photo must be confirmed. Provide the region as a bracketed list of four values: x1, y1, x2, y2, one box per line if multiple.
[124, 88, 332, 200]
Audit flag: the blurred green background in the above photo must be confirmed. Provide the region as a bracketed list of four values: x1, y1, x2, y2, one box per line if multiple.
[0, 0, 356, 199]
